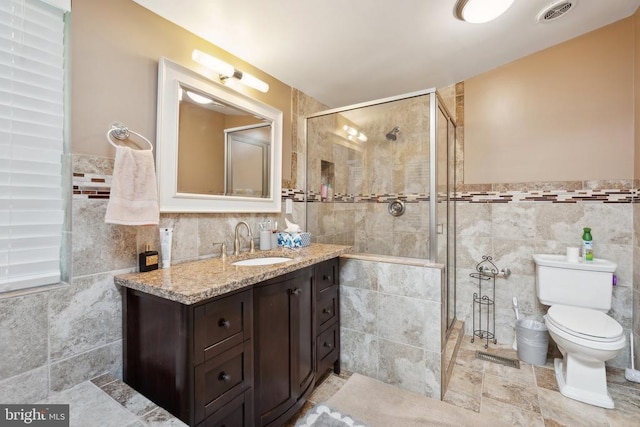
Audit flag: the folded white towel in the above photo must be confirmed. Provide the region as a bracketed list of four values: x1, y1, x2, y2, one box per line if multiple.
[105, 146, 159, 225]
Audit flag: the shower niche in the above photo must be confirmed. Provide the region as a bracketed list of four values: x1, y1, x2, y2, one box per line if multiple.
[320, 160, 335, 202]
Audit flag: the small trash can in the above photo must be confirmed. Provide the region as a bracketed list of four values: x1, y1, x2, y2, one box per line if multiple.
[516, 318, 549, 365]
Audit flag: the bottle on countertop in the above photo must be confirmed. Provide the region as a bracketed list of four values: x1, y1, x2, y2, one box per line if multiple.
[139, 244, 159, 272]
[582, 227, 593, 261]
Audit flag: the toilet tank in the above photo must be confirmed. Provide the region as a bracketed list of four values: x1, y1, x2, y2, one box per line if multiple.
[532, 254, 616, 311]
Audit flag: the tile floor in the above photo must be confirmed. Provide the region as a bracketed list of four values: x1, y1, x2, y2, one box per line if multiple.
[38, 373, 187, 427]
[40, 337, 640, 426]
[443, 336, 640, 426]
[294, 336, 640, 427]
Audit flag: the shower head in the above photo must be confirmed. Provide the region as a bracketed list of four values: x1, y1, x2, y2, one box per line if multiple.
[386, 126, 400, 141]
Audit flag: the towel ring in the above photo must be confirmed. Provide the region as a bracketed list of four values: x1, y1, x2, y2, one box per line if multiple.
[106, 122, 153, 151]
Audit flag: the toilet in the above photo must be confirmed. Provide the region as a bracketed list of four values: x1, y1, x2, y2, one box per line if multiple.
[532, 254, 625, 409]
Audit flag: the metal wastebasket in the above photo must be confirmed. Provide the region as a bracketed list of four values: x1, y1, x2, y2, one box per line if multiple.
[516, 319, 549, 365]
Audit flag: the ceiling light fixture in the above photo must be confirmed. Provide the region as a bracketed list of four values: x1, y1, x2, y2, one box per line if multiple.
[191, 49, 270, 93]
[455, 0, 515, 23]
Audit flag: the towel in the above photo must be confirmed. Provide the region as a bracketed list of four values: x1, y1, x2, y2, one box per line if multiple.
[105, 146, 159, 225]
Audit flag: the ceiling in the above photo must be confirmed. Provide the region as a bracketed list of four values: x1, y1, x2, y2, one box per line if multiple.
[132, 0, 640, 108]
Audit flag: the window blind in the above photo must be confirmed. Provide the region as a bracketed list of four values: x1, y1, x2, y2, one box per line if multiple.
[0, 0, 65, 293]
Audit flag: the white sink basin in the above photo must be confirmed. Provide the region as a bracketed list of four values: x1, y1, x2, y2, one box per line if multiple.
[231, 257, 293, 267]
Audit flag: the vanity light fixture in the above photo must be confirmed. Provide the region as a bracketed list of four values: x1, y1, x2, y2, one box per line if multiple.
[192, 49, 270, 93]
[454, 0, 515, 23]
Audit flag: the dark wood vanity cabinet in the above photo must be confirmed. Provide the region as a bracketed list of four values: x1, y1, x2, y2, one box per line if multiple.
[124, 288, 254, 427]
[314, 258, 340, 377]
[253, 267, 315, 426]
[123, 257, 341, 427]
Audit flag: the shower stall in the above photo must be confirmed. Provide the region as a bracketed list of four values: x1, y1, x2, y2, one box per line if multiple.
[305, 89, 458, 398]
[305, 88, 457, 333]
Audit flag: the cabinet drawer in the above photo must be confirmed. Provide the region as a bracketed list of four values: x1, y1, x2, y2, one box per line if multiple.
[316, 286, 338, 332]
[197, 390, 253, 427]
[316, 323, 340, 376]
[194, 290, 252, 364]
[315, 258, 338, 294]
[195, 340, 253, 424]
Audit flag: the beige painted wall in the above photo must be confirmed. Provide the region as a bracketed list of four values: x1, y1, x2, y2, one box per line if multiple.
[71, 0, 293, 180]
[464, 18, 634, 184]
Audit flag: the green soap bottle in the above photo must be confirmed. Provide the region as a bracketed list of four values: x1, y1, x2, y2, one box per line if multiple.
[582, 227, 593, 261]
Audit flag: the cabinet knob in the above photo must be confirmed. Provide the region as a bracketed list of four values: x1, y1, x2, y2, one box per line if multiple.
[218, 318, 230, 329]
[218, 372, 231, 383]
[289, 288, 301, 296]
[323, 275, 332, 281]
[322, 308, 332, 315]
[323, 342, 332, 349]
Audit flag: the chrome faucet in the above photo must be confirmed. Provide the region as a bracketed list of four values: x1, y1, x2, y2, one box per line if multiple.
[233, 221, 255, 255]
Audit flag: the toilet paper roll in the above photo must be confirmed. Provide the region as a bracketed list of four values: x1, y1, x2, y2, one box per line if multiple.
[566, 246, 580, 263]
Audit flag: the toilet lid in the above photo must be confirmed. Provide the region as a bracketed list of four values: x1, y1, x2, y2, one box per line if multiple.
[546, 305, 623, 340]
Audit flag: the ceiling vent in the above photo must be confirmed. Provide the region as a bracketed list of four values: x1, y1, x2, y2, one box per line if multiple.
[536, 1, 577, 23]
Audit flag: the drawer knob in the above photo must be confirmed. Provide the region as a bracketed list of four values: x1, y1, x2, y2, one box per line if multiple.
[323, 342, 332, 349]
[218, 318, 230, 329]
[322, 308, 332, 315]
[289, 288, 301, 296]
[218, 372, 231, 383]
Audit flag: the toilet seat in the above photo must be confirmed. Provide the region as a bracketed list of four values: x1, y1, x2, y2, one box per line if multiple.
[546, 304, 623, 343]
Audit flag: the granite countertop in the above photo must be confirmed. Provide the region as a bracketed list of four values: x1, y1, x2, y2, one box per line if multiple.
[115, 243, 352, 305]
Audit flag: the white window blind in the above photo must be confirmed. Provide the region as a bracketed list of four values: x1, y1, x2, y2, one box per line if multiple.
[0, 0, 65, 293]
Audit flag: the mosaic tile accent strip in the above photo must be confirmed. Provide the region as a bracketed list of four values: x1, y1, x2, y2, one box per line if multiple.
[454, 189, 635, 204]
[73, 173, 112, 199]
[72, 173, 637, 204]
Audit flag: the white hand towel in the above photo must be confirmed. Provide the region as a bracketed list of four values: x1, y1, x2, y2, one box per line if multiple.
[105, 146, 159, 225]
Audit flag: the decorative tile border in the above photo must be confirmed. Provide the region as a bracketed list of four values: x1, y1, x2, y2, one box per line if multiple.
[72, 173, 637, 204]
[73, 173, 112, 199]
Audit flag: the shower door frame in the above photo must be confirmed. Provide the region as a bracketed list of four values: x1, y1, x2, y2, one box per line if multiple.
[305, 87, 458, 334]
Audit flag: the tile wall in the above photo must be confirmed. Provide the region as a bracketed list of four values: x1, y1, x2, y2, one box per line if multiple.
[338, 256, 444, 399]
[455, 184, 635, 369]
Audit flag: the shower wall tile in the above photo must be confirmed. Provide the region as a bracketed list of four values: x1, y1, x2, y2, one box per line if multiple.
[0, 292, 48, 381]
[377, 339, 428, 396]
[339, 257, 443, 397]
[49, 272, 122, 361]
[340, 258, 379, 291]
[377, 263, 441, 301]
[377, 294, 427, 347]
[340, 286, 377, 335]
[424, 349, 443, 399]
[340, 328, 379, 379]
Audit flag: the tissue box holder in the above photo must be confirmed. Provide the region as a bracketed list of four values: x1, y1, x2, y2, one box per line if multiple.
[277, 232, 311, 248]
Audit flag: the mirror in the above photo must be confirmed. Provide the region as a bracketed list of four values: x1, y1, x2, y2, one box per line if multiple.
[157, 57, 282, 212]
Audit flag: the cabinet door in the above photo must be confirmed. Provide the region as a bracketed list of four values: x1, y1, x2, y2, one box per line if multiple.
[253, 268, 314, 426]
